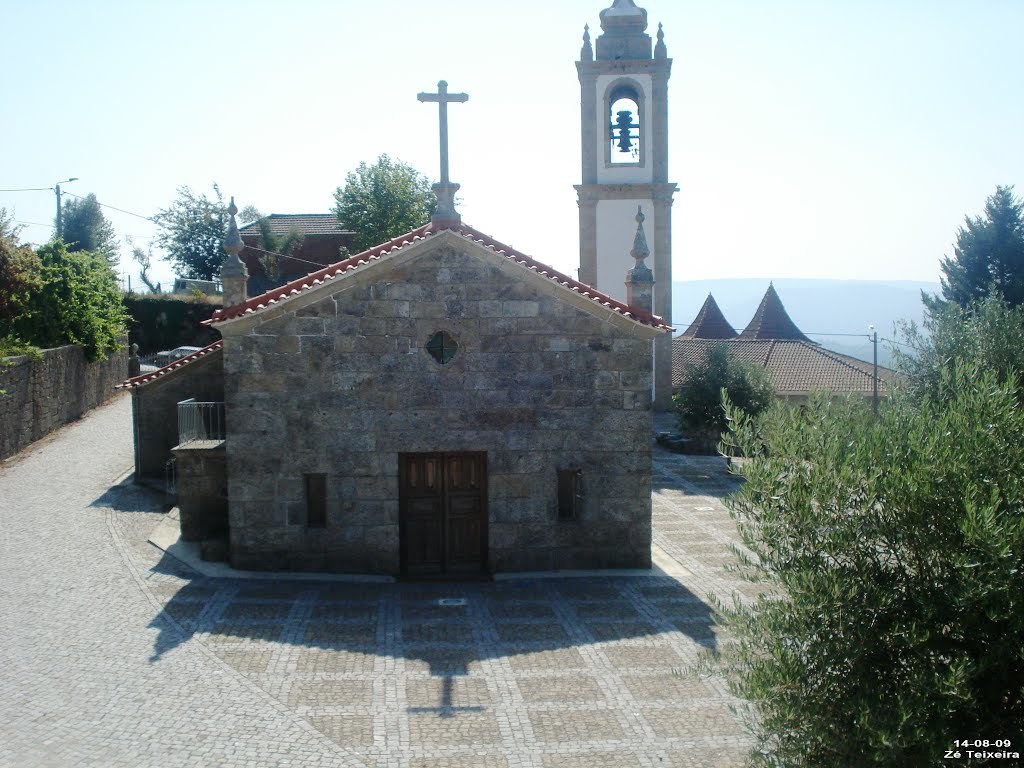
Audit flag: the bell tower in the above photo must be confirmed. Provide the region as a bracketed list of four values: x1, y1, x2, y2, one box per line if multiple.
[576, 0, 676, 409]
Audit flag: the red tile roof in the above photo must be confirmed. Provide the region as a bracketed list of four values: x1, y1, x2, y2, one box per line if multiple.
[739, 283, 809, 341]
[672, 337, 891, 396]
[680, 294, 738, 339]
[206, 222, 671, 330]
[238, 214, 353, 237]
[116, 340, 223, 390]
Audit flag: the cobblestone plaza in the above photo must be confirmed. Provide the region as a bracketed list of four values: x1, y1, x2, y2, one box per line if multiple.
[0, 396, 754, 767]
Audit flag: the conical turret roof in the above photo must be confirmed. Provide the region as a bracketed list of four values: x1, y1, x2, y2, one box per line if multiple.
[739, 284, 809, 341]
[680, 294, 737, 339]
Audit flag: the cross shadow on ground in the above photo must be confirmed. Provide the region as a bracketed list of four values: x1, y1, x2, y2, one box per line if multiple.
[145, 550, 722, 716]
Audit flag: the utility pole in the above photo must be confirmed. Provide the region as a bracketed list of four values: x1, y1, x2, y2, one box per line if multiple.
[53, 177, 78, 239]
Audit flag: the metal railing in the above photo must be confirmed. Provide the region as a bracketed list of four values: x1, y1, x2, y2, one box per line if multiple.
[177, 398, 226, 445]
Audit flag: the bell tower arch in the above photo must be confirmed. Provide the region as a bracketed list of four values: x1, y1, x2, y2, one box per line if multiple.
[576, 0, 676, 409]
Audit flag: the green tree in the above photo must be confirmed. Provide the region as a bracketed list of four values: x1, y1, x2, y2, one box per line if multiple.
[713, 365, 1024, 764]
[59, 193, 119, 266]
[674, 342, 775, 438]
[925, 185, 1024, 312]
[253, 218, 304, 283]
[126, 235, 160, 294]
[152, 184, 228, 280]
[0, 210, 42, 345]
[239, 207, 305, 284]
[894, 294, 1024, 403]
[333, 155, 435, 253]
[2, 241, 128, 361]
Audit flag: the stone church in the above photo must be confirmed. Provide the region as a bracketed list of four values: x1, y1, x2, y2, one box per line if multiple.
[121, 0, 676, 577]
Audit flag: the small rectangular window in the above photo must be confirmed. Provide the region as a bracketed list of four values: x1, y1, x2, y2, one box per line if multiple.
[305, 473, 327, 528]
[557, 469, 582, 520]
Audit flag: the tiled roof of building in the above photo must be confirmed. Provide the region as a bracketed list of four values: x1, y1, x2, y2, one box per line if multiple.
[206, 222, 671, 330]
[238, 214, 353, 237]
[672, 337, 890, 396]
[739, 283, 809, 341]
[679, 294, 738, 339]
[116, 340, 223, 390]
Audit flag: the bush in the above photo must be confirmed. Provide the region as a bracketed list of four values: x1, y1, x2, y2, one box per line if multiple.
[714, 366, 1024, 766]
[1, 241, 127, 362]
[674, 343, 775, 438]
[122, 293, 221, 353]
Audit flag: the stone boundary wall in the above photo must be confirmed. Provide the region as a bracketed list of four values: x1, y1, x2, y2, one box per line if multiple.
[0, 344, 127, 460]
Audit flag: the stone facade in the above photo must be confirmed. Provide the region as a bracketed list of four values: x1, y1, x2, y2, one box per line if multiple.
[0, 343, 127, 460]
[218, 233, 659, 575]
[129, 348, 224, 480]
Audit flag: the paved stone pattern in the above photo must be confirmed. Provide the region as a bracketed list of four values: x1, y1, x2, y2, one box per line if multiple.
[1, 396, 753, 767]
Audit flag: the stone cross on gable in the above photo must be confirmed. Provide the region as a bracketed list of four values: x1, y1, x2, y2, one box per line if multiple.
[417, 80, 468, 225]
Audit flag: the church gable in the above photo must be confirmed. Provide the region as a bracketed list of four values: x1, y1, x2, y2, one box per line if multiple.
[221, 236, 656, 575]
[210, 227, 667, 336]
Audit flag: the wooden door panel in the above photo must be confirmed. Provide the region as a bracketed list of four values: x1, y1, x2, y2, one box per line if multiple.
[400, 452, 487, 577]
[447, 497, 483, 572]
[404, 497, 443, 574]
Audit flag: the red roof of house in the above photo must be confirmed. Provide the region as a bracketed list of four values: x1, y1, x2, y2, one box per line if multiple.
[238, 214, 353, 237]
[739, 283, 809, 341]
[116, 340, 223, 390]
[679, 294, 738, 339]
[672, 337, 890, 396]
[206, 221, 671, 330]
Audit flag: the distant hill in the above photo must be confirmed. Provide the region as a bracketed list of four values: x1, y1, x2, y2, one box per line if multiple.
[672, 279, 941, 368]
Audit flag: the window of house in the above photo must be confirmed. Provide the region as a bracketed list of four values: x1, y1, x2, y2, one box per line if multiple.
[557, 469, 582, 520]
[305, 473, 327, 528]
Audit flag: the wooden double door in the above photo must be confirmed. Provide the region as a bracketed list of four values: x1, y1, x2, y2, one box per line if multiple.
[399, 452, 488, 577]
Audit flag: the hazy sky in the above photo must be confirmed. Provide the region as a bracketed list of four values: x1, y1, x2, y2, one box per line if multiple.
[2, 0, 1022, 289]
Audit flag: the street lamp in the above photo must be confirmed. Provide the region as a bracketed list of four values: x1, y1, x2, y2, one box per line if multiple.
[54, 177, 79, 239]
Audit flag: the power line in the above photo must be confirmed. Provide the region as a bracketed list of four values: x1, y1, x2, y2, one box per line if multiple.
[804, 331, 877, 339]
[881, 336, 926, 353]
[0, 187, 53, 192]
[14, 219, 52, 227]
[35, 189, 342, 272]
[242, 241, 336, 270]
[61, 190, 156, 222]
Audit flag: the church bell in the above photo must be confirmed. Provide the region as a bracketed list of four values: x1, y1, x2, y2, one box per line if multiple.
[612, 109, 639, 154]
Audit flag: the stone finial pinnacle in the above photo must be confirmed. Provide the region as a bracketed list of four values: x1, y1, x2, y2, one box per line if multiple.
[655, 22, 667, 59]
[223, 196, 244, 260]
[631, 205, 650, 262]
[220, 195, 248, 307]
[625, 206, 654, 313]
[581, 24, 594, 61]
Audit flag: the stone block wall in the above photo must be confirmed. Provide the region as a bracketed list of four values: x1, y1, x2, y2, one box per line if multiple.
[173, 441, 228, 542]
[223, 243, 656, 574]
[0, 344, 127, 461]
[131, 349, 224, 480]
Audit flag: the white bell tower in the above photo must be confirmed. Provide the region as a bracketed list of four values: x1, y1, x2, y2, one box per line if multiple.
[576, 0, 676, 409]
